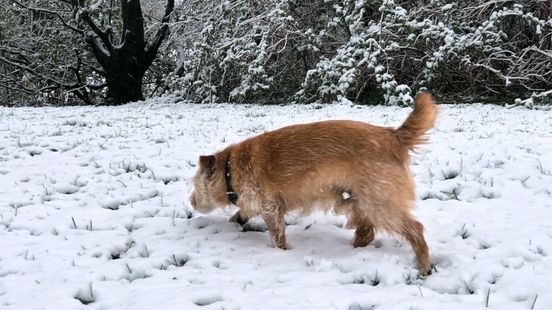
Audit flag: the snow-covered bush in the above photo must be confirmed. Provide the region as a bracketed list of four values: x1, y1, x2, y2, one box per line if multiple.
[168, 0, 315, 103]
[169, 0, 551, 105]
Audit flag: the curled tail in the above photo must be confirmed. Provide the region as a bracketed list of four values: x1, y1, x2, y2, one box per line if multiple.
[394, 92, 438, 150]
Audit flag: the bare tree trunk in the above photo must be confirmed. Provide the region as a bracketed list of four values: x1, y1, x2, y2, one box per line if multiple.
[82, 0, 174, 105]
[104, 53, 146, 103]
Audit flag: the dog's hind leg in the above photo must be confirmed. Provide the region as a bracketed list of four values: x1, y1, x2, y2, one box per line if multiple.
[347, 210, 375, 248]
[396, 214, 431, 276]
[260, 197, 287, 250]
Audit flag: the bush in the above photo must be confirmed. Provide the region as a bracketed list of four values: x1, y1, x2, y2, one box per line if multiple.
[170, 0, 552, 105]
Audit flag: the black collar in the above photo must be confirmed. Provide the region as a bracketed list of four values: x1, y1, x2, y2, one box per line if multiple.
[225, 159, 238, 204]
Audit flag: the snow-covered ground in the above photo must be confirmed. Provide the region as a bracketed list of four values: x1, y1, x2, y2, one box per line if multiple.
[1, 98, 551, 310]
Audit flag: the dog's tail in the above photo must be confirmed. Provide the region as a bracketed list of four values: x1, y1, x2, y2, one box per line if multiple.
[394, 92, 438, 150]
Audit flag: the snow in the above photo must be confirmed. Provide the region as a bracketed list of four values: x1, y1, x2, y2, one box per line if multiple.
[1, 98, 551, 309]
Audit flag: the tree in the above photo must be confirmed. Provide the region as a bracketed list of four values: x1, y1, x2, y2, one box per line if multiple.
[0, 0, 175, 105]
[79, 0, 175, 104]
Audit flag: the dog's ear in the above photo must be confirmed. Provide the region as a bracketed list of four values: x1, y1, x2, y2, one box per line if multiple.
[199, 155, 216, 177]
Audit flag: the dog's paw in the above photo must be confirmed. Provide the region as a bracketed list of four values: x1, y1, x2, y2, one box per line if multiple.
[241, 221, 267, 232]
[229, 211, 249, 226]
[417, 263, 435, 277]
[236, 216, 248, 226]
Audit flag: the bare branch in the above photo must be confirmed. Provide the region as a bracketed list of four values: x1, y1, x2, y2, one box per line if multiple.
[79, 10, 114, 52]
[9, 0, 84, 35]
[145, 0, 175, 66]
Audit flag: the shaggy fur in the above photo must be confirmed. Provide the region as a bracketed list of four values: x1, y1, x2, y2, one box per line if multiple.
[190, 92, 438, 275]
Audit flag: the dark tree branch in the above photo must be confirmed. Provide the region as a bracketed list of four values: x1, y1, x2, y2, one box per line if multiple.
[86, 82, 108, 90]
[58, 0, 86, 8]
[0, 83, 35, 95]
[146, 0, 175, 66]
[79, 10, 114, 52]
[84, 33, 110, 68]
[9, 0, 84, 34]
[0, 55, 69, 88]
[0, 59, 93, 104]
[0, 73, 36, 94]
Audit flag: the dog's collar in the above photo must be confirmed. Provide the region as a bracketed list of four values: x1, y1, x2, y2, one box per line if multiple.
[225, 158, 238, 204]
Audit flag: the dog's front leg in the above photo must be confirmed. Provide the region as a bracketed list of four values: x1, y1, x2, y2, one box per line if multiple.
[260, 200, 287, 250]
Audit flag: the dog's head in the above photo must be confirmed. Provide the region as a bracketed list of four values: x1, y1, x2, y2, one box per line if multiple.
[189, 155, 228, 213]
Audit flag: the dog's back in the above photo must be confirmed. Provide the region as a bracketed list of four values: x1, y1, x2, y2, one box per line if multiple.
[243, 92, 437, 168]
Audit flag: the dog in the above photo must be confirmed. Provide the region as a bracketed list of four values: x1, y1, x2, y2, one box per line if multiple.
[190, 92, 437, 275]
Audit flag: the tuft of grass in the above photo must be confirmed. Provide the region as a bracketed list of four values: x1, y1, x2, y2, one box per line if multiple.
[536, 160, 551, 176]
[74, 282, 95, 305]
[370, 271, 380, 286]
[458, 223, 471, 239]
[62, 119, 78, 126]
[481, 187, 499, 199]
[109, 240, 135, 260]
[420, 191, 435, 200]
[351, 271, 380, 286]
[125, 263, 133, 274]
[479, 241, 491, 250]
[28, 149, 42, 157]
[403, 272, 415, 285]
[10, 203, 21, 217]
[463, 280, 475, 295]
[450, 186, 461, 200]
[171, 254, 190, 267]
[520, 176, 531, 188]
[487, 273, 501, 285]
[304, 257, 315, 267]
[161, 176, 179, 185]
[443, 169, 460, 180]
[140, 245, 150, 258]
[530, 294, 538, 310]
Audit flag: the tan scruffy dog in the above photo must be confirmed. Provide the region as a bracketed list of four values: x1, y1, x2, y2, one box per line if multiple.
[190, 92, 437, 275]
